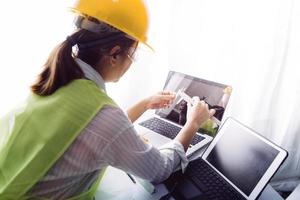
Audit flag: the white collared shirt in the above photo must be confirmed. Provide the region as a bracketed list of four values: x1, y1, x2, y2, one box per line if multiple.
[29, 58, 188, 199]
[74, 58, 107, 92]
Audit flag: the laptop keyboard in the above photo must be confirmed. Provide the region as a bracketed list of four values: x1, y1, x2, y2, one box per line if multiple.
[139, 117, 205, 145]
[187, 159, 246, 200]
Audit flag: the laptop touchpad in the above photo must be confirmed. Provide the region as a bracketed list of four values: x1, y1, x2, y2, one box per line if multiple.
[173, 179, 207, 200]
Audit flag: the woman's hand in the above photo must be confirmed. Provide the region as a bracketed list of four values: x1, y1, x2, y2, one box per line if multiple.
[175, 96, 215, 151]
[186, 97, 216, 130]
[144, 91, 176, 110]
[127, 91, 175, 123]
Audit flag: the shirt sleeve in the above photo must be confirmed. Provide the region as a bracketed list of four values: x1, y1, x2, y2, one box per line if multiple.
[96, 106, 188, 183]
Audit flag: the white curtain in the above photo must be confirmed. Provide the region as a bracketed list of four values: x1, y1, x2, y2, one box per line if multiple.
[167, 0, 300, 191]
[1, 0, 299, 192]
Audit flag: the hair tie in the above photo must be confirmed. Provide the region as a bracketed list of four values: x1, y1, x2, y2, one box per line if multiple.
[66, 36, 77, 46]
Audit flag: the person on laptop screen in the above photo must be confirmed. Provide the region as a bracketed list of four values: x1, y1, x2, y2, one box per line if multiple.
[0, 0, 216, 199]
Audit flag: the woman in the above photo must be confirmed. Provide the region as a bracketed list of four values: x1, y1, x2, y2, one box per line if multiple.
[0, 0, 215, 199]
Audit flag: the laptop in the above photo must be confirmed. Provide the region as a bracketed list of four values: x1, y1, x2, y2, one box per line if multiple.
[163, 117, 288, 200]
[135, 70, 232, 156]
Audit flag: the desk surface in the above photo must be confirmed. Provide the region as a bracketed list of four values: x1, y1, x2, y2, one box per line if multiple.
[95, 143, 207, 199]
[95, 166, 284, 200]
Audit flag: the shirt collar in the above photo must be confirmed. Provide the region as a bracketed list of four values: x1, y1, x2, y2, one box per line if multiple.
[74, 58, 106, 92]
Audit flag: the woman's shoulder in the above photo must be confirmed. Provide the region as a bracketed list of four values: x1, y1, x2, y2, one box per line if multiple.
[53, 79, 117, 107]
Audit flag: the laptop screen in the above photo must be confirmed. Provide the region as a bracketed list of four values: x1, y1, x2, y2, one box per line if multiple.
[155, 71, 231, 136]
[205, 121, 280, 196]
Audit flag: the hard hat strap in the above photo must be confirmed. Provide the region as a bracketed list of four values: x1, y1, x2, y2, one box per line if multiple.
[73, 16, 137, 50]
[75, 16, 119, 34]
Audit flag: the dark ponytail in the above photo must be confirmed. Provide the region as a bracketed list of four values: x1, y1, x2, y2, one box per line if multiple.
[31, 38, 84, 96]
[31, 16, 135, 96]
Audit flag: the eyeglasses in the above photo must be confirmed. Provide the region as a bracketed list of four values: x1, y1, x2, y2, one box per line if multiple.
[126, 53, 136, 62]
[126, 47, 138, 62]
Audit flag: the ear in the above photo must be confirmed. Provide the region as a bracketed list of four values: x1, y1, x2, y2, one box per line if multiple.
[109, 45, 122, 66]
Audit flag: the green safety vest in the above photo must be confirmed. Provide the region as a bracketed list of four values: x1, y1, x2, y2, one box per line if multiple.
[0, 79, 116, 199]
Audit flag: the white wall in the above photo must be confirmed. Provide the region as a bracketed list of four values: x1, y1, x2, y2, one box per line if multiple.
[0, 0, 74, 116]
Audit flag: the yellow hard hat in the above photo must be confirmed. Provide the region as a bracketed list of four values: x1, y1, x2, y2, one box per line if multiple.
[70, 0, 152, 50]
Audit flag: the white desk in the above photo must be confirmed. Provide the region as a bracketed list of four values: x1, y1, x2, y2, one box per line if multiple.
[95, 166, 284, 200]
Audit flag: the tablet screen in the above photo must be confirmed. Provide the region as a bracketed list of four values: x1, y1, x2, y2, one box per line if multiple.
[206, 123, 279, 195]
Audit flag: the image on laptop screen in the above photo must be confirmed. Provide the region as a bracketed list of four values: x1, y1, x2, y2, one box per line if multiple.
[205, 122, 279, 196]
[156, 71, 232, 136]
